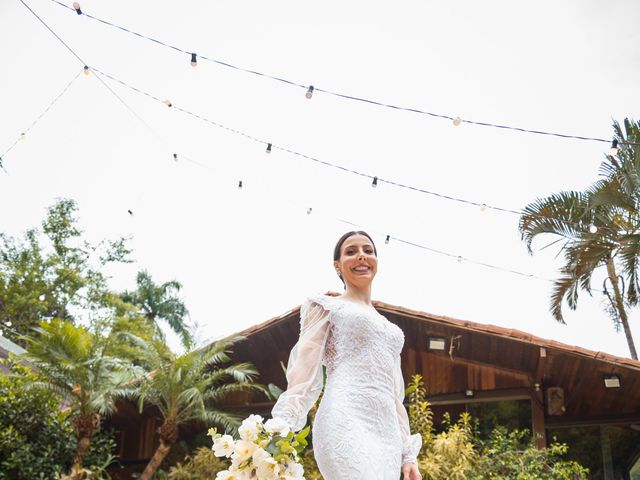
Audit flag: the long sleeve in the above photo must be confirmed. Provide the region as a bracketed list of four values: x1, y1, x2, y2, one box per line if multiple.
[394, 354, 422, 465]
[271, 299, 331, 432]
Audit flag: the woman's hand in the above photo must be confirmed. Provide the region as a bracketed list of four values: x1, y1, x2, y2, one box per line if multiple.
[402, 462, 421, 480]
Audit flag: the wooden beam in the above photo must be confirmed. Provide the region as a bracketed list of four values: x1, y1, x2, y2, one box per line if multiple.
[426, 351, 532, 379]
[531, 388, 547, 448]
[545, 413, 640, 428]
[426, 387, 532, 406]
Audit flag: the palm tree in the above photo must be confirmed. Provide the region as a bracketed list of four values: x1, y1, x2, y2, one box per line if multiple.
[21, 319, 138, 478]
[132, 337, 267, 480]
[519, 119, 640, 360]
[120, 270, 193, 349]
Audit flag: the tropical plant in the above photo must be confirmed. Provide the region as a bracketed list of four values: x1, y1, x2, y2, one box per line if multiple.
[519, 118, 640, 359]
[0, 198, 131, 345]
[165, 447, 229, 479]
[130, 337, 267, 480]
[120, 270, 192, 349]
[20, 320, 138, 479]
[406, 375, 588, 479]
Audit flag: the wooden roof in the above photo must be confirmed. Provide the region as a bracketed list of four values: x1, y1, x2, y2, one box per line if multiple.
[229, 296, 640, 422]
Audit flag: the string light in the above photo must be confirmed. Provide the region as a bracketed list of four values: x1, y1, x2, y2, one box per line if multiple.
[89, 68, 623, 236]
[163, 99, 172, 107]
[609, 139, 619, 156]
[39, 294, 46, 301]
[49, 0, 640, 148]
[173, 153, 178, 161]
[307, 207, 313, 215]
[4, 321, 12, 327]
[589, 225, 598, 233]
[127, 209, 133, 215]
[453, 117, 462, 126]
[238, 180, 243, 189]
[305, 86, 314, 99]
[457, 256, 463, 263]
[266, 143, 272, 154]
[72, 1, 81, 14]
[83, 65, 90, 75]
[480, 204, 487, 212]
[190, 53, 197, 67]
[385, 235, 390, 244]
[20, 133, 26, 140]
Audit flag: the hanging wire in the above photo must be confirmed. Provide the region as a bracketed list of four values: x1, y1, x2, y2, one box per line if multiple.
[0, 68, 83, 168]
[49, 0, 639, 147]
[92, 67, 620, 235]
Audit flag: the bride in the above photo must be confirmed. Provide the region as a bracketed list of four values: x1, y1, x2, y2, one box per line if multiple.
[271, 231, 422, 480]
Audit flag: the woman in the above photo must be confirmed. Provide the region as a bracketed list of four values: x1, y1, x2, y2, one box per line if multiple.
[272, 231, 422, 480]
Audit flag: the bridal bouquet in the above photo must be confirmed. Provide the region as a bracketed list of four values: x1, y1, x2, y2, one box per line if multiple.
[209, 414, 309, 480]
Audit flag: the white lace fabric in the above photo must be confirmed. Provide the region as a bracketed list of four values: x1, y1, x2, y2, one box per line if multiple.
[272, 295, 422, 479]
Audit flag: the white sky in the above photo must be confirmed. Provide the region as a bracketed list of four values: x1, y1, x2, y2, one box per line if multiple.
[1, 0, 639, 358]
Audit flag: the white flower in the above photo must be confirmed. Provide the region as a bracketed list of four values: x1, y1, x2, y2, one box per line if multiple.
[281, 462, 304, 480]
[238, 414, 263, 442]
[255, 456, 280, 480]
[215, 470, 248, 480]
[212, 434, 235, 458]
[264, 417, 291, 437]
[251, 447, 271, 465]
[231, 439, 257, 465]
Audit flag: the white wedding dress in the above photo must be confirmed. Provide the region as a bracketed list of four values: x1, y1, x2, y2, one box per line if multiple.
[272, 295, 421, 480]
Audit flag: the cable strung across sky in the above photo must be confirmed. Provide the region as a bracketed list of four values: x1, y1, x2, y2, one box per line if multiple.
[49, 0, 636, 147]
[8, 1, 614, 289]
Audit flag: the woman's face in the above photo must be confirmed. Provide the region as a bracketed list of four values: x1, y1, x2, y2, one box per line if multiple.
[334, 234, 378, 287]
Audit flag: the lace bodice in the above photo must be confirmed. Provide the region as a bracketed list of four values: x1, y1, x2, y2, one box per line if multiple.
[271, 294, 421, 476]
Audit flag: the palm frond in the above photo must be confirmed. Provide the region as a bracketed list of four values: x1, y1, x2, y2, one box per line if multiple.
[519, 191, 592, 253]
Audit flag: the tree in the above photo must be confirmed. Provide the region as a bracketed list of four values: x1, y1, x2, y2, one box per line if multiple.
[519, 118, 640, 360]
[131, 337, 267, 480]
[21, 319, 137, 479]
[0, 199, 131, 345]
[120, 270, 192, 349]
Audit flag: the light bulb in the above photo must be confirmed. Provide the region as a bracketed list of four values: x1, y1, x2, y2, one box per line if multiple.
[39, 294, 46, 301]
[307, 207, 313, 215]
[83, 65, 90, 76]
[385, 235, 390, 244]
[457, 256, 463, 263]
[609, 139, 619, 156]
[4, 321, 12, 327]
[20, 132, 26, 140]
[163, 99, 172, 107]
[589, 225, 598, 233]
[173, 153, 178, 162]
[238, 180, 243, 189]
[305, 85, 314, 99]
[453, 117, 462, 126]
[372, 176, 378, 188]
[73, 2, 82, 14]
[127, 209, 133, 216]
[480, 204, 487, 212]
[190, 53, 197, 67]
[266, 143, 272, 154]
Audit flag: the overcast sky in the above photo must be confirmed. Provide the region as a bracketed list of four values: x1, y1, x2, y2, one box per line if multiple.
[1, 0, 639, 359]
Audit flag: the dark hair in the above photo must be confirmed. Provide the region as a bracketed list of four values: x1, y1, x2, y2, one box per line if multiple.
[333, 231, 378, 261]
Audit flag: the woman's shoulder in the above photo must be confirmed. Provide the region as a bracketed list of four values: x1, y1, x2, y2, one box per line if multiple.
[303, 292, 343, 313]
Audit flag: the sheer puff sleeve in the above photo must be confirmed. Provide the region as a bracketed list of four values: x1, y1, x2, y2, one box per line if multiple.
[271, 297, 331, 432]
[394, 354, 422, 465]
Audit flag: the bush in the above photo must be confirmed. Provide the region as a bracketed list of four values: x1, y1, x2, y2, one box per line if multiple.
[0, 358, 75, 480]
[407, 374, 589, 480]
[0, 357, 118, 480]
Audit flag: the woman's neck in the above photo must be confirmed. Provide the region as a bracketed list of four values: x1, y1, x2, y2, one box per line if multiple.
[341, 285, 373, 306]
